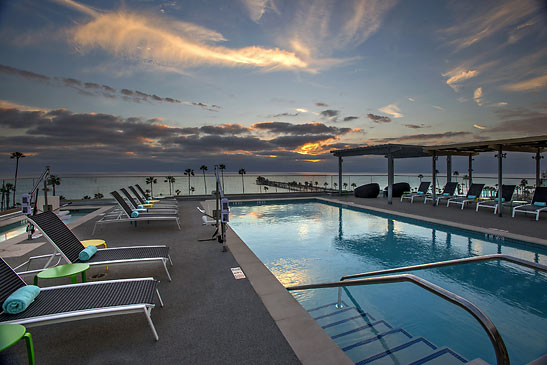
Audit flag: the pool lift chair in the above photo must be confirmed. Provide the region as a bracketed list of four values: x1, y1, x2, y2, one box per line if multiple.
[93, 191, 181, 234]
[129, 186, 178, 209]
[400, 181, 430, 203]
[446, 183, 485, 209]
[119, 188, 178, 213]
[15, 211, 173, 281]
[476, 185, 516, 214]
[424, 182, 458, 206]
[197, 206, 219, 241]
[0, 257, 163, 341]
[512, 186, 547, 221]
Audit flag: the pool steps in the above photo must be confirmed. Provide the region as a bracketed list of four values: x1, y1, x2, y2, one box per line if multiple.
[307, 302, 468, 364]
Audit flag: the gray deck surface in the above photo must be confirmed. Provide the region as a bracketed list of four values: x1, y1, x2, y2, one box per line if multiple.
[1, 200, 300, 365]
[1, 194, 545, 364]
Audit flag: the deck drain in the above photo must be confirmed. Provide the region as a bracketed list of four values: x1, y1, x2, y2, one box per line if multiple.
[91, 273, 107, 279]
[231, 267, 246, 279]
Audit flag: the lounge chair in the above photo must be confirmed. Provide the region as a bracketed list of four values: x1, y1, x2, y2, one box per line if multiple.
[401, 182, 430, 203]
[129, 186, 178, 209]
[120, 188, 177, 213]
[135, 184, 175, 202]
[447, 183, 485, 209]
[512, 186, 547, 221]
[0, 257, 163, 341]
[424, 182, 458, 205]
[92, 191, 181, 234]
[21, 211, 174, 281]
[476, 185, 516, 214]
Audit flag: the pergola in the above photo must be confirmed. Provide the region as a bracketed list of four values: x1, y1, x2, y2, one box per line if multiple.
[423, 135, 547, 216]
[330, 144, 429, 204]
[330, 135, 546, 215]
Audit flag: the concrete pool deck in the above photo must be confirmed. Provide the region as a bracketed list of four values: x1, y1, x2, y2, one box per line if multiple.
[1, 195, 545, 364]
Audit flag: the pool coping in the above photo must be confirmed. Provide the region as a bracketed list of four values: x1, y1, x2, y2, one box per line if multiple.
[0, 205, 113, 258]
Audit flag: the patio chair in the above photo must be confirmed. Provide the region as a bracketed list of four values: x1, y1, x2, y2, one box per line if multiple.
[447, 183, 485, 209]
[135, 184, 175, 202]
[424, 182, 458, 205]
[93, 192, 181, 234]
[400, 182, 430, 203]
[512, 186, 547, 221]
[120, 188, 177, 213]
[129, 186, 178, 209]
[20, 211, 174, 281]
[0, 257, 163, 341]
[476, 185, 516, 214]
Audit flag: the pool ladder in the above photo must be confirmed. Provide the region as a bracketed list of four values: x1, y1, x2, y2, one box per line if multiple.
[287, 254, 547, 365]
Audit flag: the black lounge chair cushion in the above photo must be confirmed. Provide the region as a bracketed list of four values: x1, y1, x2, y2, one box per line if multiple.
[0, 279, 157, 322]
[354, 183, 380, 198]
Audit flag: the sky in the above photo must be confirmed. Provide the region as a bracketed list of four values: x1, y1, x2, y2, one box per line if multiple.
[0, 0, 546, 176]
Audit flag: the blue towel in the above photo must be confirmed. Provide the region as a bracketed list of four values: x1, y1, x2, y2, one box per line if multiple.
[467, 195, 476, 199]
[145, 200, 150, 204]
[131, 210, 140, 218]
[79, 245, 97, 261]
[2, 285, 40, 314]
[533, 202, 546, 207]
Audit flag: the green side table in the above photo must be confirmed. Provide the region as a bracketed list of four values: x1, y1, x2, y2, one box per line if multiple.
[34, 263, 90, 286]
[0, 324, 35, 365]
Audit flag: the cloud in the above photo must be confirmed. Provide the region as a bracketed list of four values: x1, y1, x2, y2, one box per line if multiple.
[271, 112, 299, 118]
[473, 124, 487, 129]
[343, 116, 359, 122]
[473, 87, 483, 106]
[442, 67, 479, 91]
[367, 113, 391, 123]
[438, 0, 539, 51]
[490, 102, 508, 107]
[404, 124, 430, 129]
[200, 124, 250, 135]
[241, 0, 279, 23]
[500, 75, 547, 92]
[489, 107, 547, 135]
[320, 109, 340, 121]
[0, 64, 218, 110]
[315, 102, 328, 107]
[378, 104, 403, 118]
[432, 105, 445, 111]
[372, 131, 472, 144]
[70, 9, 308, 72]
[251, 121, 355, 136]
[408, 97, 415, 102]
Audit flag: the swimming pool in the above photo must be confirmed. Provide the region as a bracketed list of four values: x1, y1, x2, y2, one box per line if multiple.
[0, 209, 98, 242]
[229, 200, 547, 364]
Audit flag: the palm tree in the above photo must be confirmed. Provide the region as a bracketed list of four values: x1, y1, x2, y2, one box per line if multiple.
[219, 164, 226, 191]
[200, 165, 208, 194]
[520, 179, 528, 197]
[190, 186, 195, 195]
[145, 176, 157, 197]
[264, 186, 269, 193]
[238, 168, 246, 193]
[184, 169, 194, 195]
[94, 193, 104, 199]
[351, 182, 357, 191]
[164, 176, 175, 196]
[4, 183, 14, 209]
[324, 182, 328, 190]
[418, 174, 423, 183]
[83, 195, 91, 200]
[343, 182, 348, 191]
[47, 175, 61, 196]
[453, 171, 459, 182]
[10, 152, 25, 205]
[314, 181, 319, 191]
[175, 189, 181, 196]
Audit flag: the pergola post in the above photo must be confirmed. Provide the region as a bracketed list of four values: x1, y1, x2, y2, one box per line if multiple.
[432, 152, 437, 205]
[534, 149, 543, 188]
[387, 150, 394, 204]
[446, 155, 452, 183]
[497, 145, 504, 217]
[338, 156, 343, 195]
[468, 155, 473, 184]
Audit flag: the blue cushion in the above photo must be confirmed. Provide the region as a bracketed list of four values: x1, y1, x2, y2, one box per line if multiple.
[443, 193, 450, 196]
[79, 245, 97, 261]
[494, 198, 505, 202]
[2, 285, 40, 314]
[533, 202, 546, 207]
[417, 191, 424, 195]
[131, 210, 140, 218]
[467, 195, 476, 199]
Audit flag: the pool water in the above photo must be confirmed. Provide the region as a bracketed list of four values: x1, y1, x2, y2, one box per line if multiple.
[0, 209, 96, 242]
[229, 201, 547, 364]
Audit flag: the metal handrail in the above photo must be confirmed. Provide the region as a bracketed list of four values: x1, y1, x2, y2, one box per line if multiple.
[340, 254, 547, 282]
[287, 274, 510, 365]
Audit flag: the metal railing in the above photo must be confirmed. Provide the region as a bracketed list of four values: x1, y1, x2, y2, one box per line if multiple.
[287, 255, 547, 365]
[288, 274, 510, 365]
